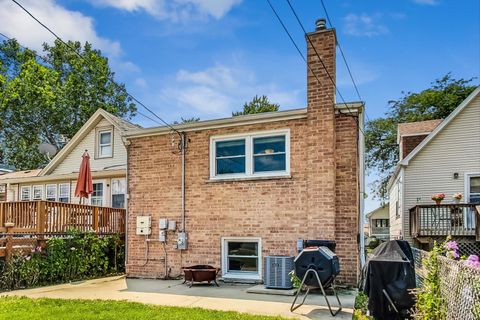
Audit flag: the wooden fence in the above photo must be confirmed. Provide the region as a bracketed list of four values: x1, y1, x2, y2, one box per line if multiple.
[0, 200, 125, 260]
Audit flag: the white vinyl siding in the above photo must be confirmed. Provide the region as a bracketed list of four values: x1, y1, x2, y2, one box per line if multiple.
[402, 96, 480, 243]
[388, 172, 403, 240]
[51, 119, 127, 175]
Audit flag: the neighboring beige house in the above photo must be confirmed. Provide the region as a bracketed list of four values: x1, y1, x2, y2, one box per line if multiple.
[366, 203, 390, 240]
[388, 87, 480, 251]
[0, 109, 138, 208]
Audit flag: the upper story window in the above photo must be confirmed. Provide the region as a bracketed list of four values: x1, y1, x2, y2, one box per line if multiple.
[46, 184, 57, 201]
[468, 175, 480, 204]
[58, 183, 70, 203]
[210, 130, 290, 180]
[97, 128, 113, 158]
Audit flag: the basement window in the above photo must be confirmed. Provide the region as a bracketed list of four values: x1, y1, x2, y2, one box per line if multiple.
[210, 130, 290, 180]
[221, 237, 262, 280]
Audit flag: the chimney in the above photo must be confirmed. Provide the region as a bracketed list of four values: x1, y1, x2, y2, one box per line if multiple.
[305, 20, 337, 240]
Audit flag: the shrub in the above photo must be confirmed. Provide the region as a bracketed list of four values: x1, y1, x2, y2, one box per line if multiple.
[0, 231, 124, 291]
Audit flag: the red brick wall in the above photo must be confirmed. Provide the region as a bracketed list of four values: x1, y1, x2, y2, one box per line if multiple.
[126, 27, 360, 285]
[401, 134, 428, 159]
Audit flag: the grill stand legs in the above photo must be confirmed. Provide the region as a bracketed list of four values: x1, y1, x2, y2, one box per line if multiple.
[290, 269, 342, 317]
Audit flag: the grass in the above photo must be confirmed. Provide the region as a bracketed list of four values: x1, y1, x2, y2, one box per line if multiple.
[0, 296, 286, 320]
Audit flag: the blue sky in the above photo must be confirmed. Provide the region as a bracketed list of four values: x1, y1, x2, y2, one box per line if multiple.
[1, 0, 479, 211]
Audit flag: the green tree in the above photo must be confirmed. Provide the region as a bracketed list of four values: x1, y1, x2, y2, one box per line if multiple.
[173, 116, 200, 124]
[232, 95, 279, 116]
[0, 39, 136, 169]
[366, 74, 476, 199]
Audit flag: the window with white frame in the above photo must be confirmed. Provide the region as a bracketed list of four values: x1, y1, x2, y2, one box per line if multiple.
[58, 183, 70, 203]
[20, 186, 31, 201]
[91, 182, 104, 206]
[32, 185, 43, 200]
[46, 184, 57, 202]
[468, 175, 480, 204]
[210, 130, 290, 179]
[111, 178, 125, 208]
[97, 129, 113, 158]
[222, 237, 261, 279]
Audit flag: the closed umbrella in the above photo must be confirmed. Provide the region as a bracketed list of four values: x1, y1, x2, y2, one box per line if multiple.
[75, 150, 93, 203]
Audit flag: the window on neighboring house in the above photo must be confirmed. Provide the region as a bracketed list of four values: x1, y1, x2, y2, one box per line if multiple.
[46, 184, 57, 202]
[20, 186, 31, 201]
[395, 200, 400, 219]
[58, 183, 70, 203]
[374, 219, 389, 228]
[468, 176, 480, 204]
[91, 182, 104, 206]
[32, 185, 43, 200]
[111, 178, 126, 208]
[222, 237, 261, 280]
[97, 129, 113, 158]
[211, 130, 290, 179]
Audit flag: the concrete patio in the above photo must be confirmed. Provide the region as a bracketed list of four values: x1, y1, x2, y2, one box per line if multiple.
[1, 276, 356, 319]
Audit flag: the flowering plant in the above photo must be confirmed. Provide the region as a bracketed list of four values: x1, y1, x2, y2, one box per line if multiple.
[431, 193, 445, 201]
[462, 255, 480, 269]
[452, 192, 462, 200]
[444, 240, 459, 259]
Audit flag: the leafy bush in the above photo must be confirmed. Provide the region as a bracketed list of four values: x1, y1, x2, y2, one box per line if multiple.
[0, 231, 124, 291]
[353, 292, 373, 319]
[367, 237, 380, 250]
[412, 241, 446, 320]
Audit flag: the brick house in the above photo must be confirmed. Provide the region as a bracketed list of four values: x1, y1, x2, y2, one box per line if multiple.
[125, 21, 365, 285]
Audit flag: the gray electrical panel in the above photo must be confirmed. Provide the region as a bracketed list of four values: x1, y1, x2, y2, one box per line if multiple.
[177, 232, 187, 250]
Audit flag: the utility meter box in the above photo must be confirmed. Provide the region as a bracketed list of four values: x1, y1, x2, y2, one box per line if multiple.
[177, 232, 187, 250]
[136, 216, 151, 235]
[159, 218, 168, 230]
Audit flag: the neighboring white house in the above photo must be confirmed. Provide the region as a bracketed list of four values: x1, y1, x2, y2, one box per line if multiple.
[388, 87, 480, 248]
[366, 203, 390, 240]
[0, 109, 138, 208]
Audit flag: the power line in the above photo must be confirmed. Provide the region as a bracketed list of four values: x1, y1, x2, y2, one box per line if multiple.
[318, 0, 372, 123]
[10, 0, 178, 134]
[266, 0, 365, 135]
[0, 31, 163, 126]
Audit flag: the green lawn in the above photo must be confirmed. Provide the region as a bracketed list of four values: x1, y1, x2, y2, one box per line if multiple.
[0, 297, 286, 320]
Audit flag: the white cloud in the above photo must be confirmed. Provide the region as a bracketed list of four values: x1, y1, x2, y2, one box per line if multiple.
[160, 64, 301, 118]
[91, 0, 242, 22]
[134, 77, 148, 88]
[412, 0, 438, 5]
[0, 0, 121, 57]
[343, 13, 389, 37]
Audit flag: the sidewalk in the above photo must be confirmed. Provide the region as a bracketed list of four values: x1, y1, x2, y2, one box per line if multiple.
[1, 276, 355, 319]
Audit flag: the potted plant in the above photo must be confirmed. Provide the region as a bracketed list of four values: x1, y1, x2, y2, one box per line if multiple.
[452, 192, 462, 204]
[431, 193, 445, 205]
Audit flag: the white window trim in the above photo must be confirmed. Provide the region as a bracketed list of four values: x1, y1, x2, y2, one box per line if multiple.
[221, 237, 262, 281]
[32, 185, 44, 200]
[20, 186, 31, 201]
[90, 180, 106, 206]
[46, 184, 58, 201]
[97, 127, 113, 159]
[58, 183, 70, 203]
[465, 172, 480, 203]
[210, 129, 290, 180]
[111, 178, 126, 208]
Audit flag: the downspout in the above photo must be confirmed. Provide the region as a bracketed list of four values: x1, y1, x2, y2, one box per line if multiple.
[358, 105, 366, 268]
[122, 136, 131, 267]
[181, 132, 186, 232]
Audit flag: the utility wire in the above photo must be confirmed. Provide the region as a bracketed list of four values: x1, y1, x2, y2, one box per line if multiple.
[319, 0, 372, 123]
[0, 31, 163, 126]
[10, 0, 178, 133]
[266, 0, 365, 135]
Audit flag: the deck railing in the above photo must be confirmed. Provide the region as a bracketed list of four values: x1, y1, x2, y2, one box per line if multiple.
[410, 204, 479, 239]
[0, 200, 125, 234]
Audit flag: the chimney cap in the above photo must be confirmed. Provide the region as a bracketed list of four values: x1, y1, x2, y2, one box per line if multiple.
[315, 18, 327, 30]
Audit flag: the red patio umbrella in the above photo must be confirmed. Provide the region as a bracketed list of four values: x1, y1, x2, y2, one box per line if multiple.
[75, 150, 93, 203]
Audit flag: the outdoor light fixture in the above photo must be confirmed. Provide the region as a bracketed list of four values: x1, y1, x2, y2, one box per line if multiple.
[453, 172, 459, 179]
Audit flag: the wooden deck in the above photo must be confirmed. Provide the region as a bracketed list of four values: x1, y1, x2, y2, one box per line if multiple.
[0, 200, 125, 259]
